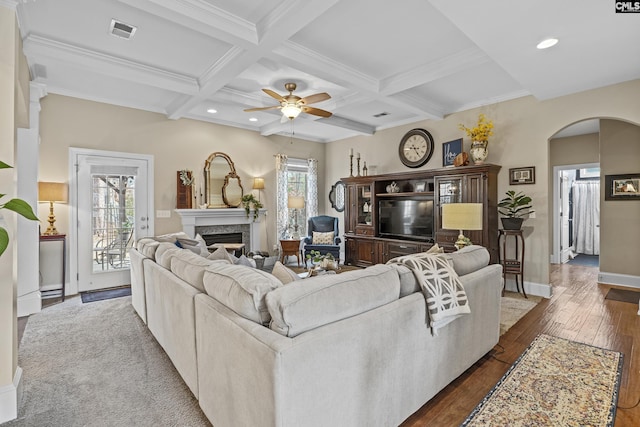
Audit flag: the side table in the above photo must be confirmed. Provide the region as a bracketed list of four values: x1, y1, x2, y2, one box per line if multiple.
[498, 229, 526, 298]
[39, 234, 66, 301]
[280, 239, 302, 267]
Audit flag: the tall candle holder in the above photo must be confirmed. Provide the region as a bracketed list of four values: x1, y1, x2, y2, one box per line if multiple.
[349, 154, 354, 177]
[357, 157, 361, 177]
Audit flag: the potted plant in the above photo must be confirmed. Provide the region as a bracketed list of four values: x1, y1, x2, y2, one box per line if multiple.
[0, 161, 39, 256]
[306, 250, 338, 271]
[498, 190, 534, 230]
[241, 194, 263, 220]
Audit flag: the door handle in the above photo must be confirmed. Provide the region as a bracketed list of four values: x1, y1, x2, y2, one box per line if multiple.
[140, 225, 147, 230]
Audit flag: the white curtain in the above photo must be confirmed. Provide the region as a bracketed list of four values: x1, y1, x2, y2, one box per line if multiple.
[307, 158, 319, 219]
[572, 180, 600, 255]
[275, 154, 289, 241]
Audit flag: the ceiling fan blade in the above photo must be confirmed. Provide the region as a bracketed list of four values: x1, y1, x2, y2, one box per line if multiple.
[300, 92, 331, 105]
[302, 106, 332, 118]
[243, 105, 281, 112]
[262, 89, 285, 102]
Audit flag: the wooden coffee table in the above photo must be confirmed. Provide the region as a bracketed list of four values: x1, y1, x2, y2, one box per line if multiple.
[279, 239, 302, 267]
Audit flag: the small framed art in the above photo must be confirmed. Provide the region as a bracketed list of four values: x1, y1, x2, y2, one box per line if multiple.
[604, 173, 640, 200]
[509, 167, 535, 185]
[442, 139, 462, 167]
[414, 182, 426, 192]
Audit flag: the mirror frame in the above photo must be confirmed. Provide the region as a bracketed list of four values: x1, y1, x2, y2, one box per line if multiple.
[222, 171, 244, 207]
[329, 180, 346, 212]
[204, 152, 242, 208]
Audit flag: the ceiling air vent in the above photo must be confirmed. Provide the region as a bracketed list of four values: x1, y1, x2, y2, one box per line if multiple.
[373, 112, 389, 118]
[109, 19, 137, 40]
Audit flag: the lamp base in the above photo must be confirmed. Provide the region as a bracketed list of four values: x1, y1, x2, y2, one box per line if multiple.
[43, 202, 59, 235]
[454, 232, 472, 250]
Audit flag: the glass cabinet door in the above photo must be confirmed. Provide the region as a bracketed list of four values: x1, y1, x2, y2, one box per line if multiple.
[437, 177, 463, 205]
[357, 184, 372, 225]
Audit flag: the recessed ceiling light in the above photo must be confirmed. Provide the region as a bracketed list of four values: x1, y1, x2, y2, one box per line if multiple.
[249, 117, 258, 122]
[536, 38, 558, 49]
[207, 108, 217, 114]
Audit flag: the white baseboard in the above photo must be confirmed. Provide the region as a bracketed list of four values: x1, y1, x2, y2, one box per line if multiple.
[0, 367, 22, 423]
[504, 279, 553, 299]
[17, 291, 41, 317]
[597, 272, 640, 289]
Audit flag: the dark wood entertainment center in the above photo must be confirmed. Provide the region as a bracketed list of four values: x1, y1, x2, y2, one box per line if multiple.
[342, 163, 501, 267]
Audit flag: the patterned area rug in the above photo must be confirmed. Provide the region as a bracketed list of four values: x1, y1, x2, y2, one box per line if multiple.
[462, 334, 623, 427]
[500, 292, 542, 335]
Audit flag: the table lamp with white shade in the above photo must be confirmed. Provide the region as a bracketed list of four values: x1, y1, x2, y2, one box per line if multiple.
[441, 203, 483, 249]
[38, 181, 68, 235]
[288, 196, 305, 239]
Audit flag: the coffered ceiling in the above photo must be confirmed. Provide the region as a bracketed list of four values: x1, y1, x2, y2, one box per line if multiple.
[11, 0, 640, 142]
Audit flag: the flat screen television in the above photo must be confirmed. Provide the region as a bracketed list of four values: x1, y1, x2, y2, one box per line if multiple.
[379, 197, 434, 241]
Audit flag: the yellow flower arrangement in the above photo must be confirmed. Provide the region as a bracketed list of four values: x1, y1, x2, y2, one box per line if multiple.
[459, 113, 494, 143]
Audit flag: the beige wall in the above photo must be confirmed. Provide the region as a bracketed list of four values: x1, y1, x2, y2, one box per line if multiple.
[550, 132, 599, 167]
[325, 79, 640, 288]
[39, 94, 326, 251]
[600, 119, 640, 277]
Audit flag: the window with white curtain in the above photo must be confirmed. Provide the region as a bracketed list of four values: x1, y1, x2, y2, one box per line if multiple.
[287, 158, 309, 236]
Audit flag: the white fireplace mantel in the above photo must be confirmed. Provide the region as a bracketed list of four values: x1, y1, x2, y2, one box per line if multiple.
[174, 208, 267, 252]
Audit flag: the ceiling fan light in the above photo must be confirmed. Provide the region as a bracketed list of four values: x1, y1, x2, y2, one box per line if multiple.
[281, 104, 301, 119]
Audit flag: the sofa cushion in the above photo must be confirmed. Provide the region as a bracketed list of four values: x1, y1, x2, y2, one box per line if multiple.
[170, 251, 230, 292]
[136, 238, 161, 260]
[449, 245, 490, 276]
[387, 263, 421, 298]
[203, 264, 283, 325]
[155, 242, 183, 269]
[207, 246, 236, 263]
[176, 235, 209, 257]
[154, 231, 190, 243]
[271, 261, 300, 285]
[266, 264, 400, 338]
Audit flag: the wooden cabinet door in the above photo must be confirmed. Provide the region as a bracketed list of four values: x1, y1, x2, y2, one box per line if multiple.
[344, 236, 356, 265]
[434, 175, 463, 252]
[345, 184, 357, 234]
[356, 239, 376, 267]
[464, 173, 486, 246]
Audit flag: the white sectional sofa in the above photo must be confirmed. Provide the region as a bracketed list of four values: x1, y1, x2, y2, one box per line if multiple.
[129, 239, 502, 427]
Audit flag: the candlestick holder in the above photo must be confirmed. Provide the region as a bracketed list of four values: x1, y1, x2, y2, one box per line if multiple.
[349, 154, 354, 177]
[357, 157, 361, 177]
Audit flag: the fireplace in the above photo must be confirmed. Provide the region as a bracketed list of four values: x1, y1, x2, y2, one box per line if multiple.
[201, 232, 243, 246]
[174, 208, 267, 254]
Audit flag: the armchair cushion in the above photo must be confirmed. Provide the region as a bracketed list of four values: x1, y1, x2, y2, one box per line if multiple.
[312, 231, 335, 245]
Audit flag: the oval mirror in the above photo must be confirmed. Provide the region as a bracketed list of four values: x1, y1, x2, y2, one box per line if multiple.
[204, 152, 237, 208]
[223, 172, 244, 207]
[329, 180, 346, 212]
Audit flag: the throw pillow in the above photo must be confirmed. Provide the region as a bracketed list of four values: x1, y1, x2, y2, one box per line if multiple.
[194, 234, 210, 257]
[426, 243, 444, 254]
[207, 246, 235, 264]
[312, 231, 334, 245]
[235, 254, 257, 268]
[271, 261, 300, 285]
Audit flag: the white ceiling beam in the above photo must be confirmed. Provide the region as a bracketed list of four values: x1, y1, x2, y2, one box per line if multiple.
[166, 0, 341, 119]
[23, 34, 199, 95]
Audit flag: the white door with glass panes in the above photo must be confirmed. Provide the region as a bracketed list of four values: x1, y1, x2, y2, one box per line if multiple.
[72, 150, 153, 292]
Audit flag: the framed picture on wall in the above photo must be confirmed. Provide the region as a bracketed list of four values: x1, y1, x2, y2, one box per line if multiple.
[605, 173, 640, 200]
[442, 139, 462, 167]
[509, 167, 536, 185]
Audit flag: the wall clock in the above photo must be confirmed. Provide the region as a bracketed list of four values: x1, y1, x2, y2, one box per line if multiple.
[398, 128, 434, 168]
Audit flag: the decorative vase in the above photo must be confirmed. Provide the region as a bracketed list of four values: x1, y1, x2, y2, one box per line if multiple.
[469, 141, 488, 164]
[501, 217, 524, 230]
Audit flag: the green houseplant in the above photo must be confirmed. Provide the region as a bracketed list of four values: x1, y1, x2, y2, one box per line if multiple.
[241, 194, 263, 221]
[0, 161, 39, 256]
[497, 190, 534, 230]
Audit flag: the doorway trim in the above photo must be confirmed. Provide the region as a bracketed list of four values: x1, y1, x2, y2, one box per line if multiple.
[68, 148, 154, 296]
[551, 162, 598, 264]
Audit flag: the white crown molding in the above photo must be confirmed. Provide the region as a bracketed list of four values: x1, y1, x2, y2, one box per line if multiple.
[23, 34, 199, 95]
[452, 89, 531, 114]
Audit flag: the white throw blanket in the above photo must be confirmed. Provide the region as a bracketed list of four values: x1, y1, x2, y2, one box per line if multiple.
[388, 252, 470, 333]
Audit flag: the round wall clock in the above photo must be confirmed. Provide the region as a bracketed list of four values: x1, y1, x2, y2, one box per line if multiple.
[398, 128, 434, 168]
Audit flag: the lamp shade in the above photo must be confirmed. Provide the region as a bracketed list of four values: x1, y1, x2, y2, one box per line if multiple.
[281, 104, 301, 119]
[38, 182, 68, 203]
[288, 196, 305, 209]
[441, 203, 483, 231]
[252, 177, 265, 190]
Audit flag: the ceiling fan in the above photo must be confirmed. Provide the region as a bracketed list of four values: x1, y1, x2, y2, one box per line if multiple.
[244, 83, 332, 120]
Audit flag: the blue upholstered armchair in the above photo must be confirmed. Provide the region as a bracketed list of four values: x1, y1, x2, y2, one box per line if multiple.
[303, 215, 341, 266]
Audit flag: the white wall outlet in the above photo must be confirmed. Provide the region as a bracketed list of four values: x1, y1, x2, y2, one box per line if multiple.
[529, 211, 536, 219]
[156, 210, 171, 218]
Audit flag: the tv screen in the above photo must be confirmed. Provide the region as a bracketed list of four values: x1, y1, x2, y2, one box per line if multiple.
[379, 197, 434, 241]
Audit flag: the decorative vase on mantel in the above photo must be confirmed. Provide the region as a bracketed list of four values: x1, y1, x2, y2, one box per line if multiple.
[469, 141, 488, 164]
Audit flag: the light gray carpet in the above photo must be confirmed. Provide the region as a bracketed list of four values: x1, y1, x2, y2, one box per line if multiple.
[6, 296, 211, 427]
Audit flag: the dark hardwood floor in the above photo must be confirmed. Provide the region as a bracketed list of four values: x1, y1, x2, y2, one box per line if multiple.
[401, 263, 640, 427]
